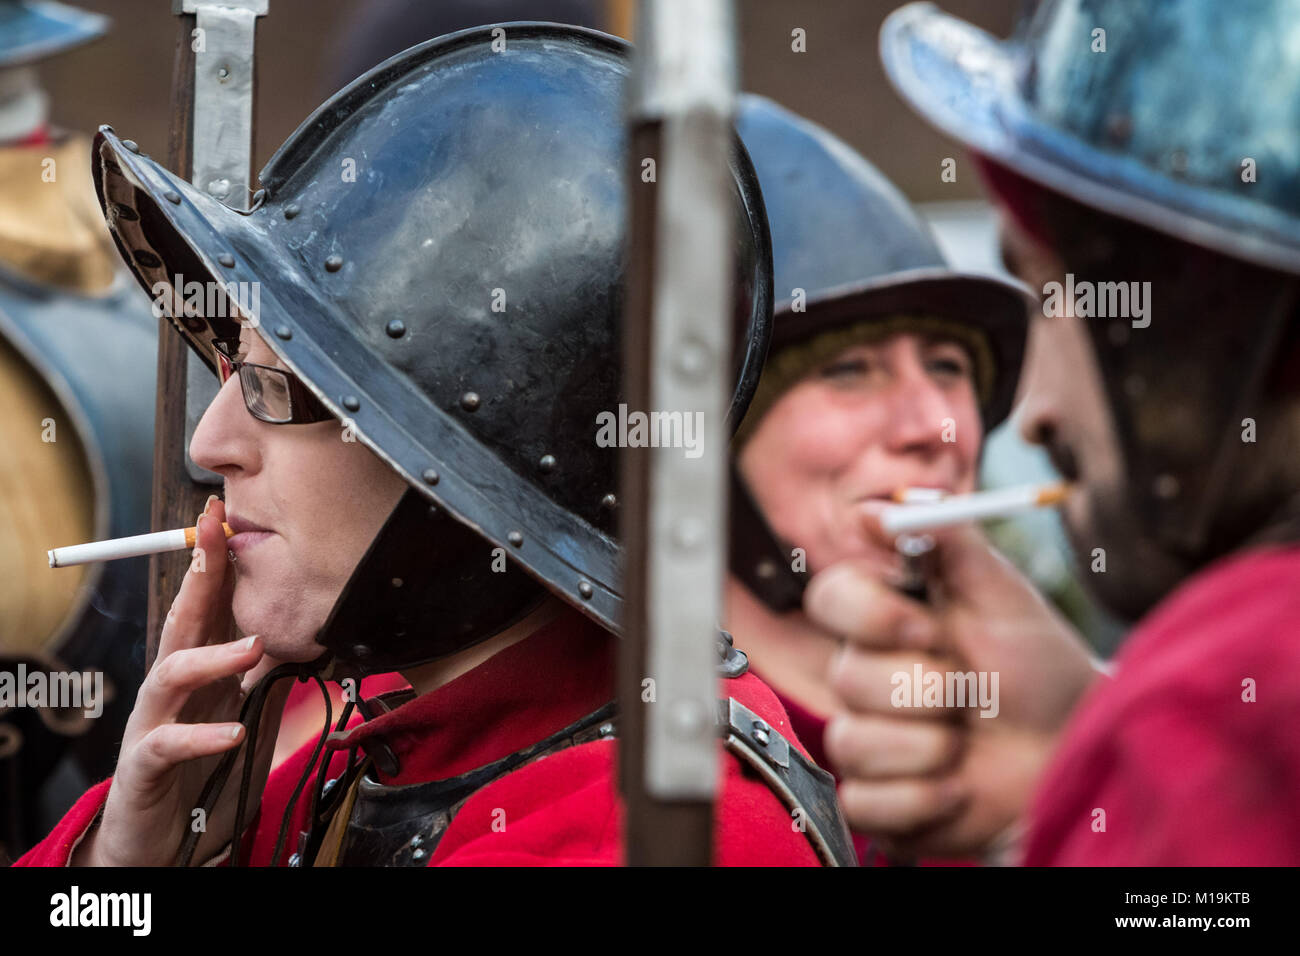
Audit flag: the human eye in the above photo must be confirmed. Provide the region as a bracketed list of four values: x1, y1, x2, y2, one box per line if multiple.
[818, 353, 873, 381]
[924, 343, 972, 381]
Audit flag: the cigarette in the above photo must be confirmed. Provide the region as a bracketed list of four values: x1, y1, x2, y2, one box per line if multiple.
[890, 487, 950, 504]
[48, 523, 234, 568]
[880, 482, 1070, 535]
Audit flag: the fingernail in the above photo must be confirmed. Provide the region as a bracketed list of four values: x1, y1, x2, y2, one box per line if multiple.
[203, 494, 219, 516]
[230, 725, 242, 740]
[244, 635, 257, 651]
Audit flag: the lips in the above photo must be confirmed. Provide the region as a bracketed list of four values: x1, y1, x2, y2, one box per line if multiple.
[226, 513, 275, 556]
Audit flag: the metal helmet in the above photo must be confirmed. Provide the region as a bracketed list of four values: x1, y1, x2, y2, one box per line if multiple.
[734, 94, 1030, 440]
[882, 1, 1300, 568]
[728, 94, 1031, 609]
[92, 23, 773, 676]
[0, 0, 107, 67]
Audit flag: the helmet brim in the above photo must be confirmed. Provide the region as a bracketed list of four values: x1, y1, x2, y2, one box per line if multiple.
[880, 2, 1300, 277]
[0, 0, 108, 66]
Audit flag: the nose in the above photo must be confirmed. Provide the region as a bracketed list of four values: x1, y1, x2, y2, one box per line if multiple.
[190, 373, 261, 477]
[1016, 317, 1058, 448]
[881, 352, 955, 455]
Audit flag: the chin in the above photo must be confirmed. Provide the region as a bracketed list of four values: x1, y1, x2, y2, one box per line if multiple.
[232, 583, 328, 663]
[1062, 481, 1192, 624]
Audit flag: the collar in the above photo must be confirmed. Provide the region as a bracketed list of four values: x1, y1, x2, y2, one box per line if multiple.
[328, 607, 615, 786]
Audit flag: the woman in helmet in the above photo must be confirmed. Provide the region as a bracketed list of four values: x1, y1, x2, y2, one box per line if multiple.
[725, 95, 1092, 863]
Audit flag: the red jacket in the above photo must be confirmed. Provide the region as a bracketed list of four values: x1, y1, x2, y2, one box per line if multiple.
[17, 609, 822, 866]
[1024, 545, 1300, 865]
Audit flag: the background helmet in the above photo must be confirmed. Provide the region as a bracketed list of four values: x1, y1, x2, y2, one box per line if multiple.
[0, 0, 107, 67]
[93, 23, 772, 675]
[733, 94, 1030, 442]
[882, 0, 1300, 570]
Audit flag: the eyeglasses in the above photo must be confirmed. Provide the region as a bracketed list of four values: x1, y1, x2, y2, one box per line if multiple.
[213, 340, 333, 424]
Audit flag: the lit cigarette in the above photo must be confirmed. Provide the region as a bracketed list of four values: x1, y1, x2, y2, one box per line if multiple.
[880, 482, 1070, 535]
[48, 523, 234, 568]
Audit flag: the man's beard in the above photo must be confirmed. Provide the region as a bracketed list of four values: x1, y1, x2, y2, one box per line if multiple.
[1062, 477, 1196, 625]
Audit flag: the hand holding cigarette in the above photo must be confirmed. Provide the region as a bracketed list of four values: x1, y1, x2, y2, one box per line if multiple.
[804, 497, 1098, 860]
[70, 497, 290, 867]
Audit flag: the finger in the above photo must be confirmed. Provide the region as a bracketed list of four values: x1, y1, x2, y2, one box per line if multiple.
[157, 507, 231, 659]
[126, 721, 246, 788]
[829, 647, 964, 718]
[138, 637, 263, 726]
[805, 561, 942, 651]
[837, 777, 967, 837]
[824, 712, 964, 779]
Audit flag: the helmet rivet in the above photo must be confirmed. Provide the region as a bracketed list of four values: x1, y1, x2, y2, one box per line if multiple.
[1153, 474, 1181, 499]
[577, 580, 594, 600]
[460, 391, 480, 412]
[427, 504, 442, 519]
[386, 319, 406, 339]
[343, 395, 360, 412]
[755, 559, 777, 580]
[1104, 113, 1133, 145]
[218, 252, 236, 268]
[122, 139, 140, 154]
[284, 202, 301, 220]
[391, 577, 403, 588]
[164, 190, 182, 205]
[422, 468, 440, 486]
[352, 644, 372, 660]
[275, 325, 292, 340]
[507, 531, 524, 548]
[600, 493, 617, 511]
[538, 454, 556, 473]
[325, 254, 344, 272]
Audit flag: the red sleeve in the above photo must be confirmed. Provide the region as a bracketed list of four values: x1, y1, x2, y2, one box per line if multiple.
[12, 778, 113, 867]
[1026, 693, 1300, 865]
[1025, 548, 1300, 865]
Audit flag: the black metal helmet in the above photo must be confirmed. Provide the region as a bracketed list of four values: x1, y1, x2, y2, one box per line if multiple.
[882, 0, 1300, 575]
[93, 23, 772, 675]
[733, 94, 1031, 444]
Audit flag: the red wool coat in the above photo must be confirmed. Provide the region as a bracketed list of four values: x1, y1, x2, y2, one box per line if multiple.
[17, 609, 822, 867]
[1024, 545, 1300, 865]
